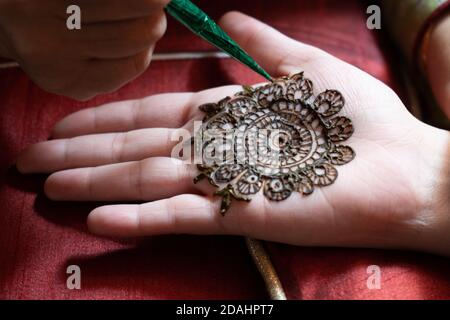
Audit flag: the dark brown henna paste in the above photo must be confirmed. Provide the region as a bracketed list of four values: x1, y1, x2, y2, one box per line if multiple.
[194, 72, 355, 214]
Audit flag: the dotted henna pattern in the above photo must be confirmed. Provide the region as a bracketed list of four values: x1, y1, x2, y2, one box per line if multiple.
[194, 72, 355, 214]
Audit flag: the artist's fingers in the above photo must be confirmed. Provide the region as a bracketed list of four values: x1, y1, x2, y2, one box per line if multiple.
[219, 11, 331, 76]
[16, 128, 182, 173]
[43, 158, 207, 201]
[82, 47, 156, 96]
[59, 47, 156, 101]
[52, 86, 241, 138]
[80, 13, 167, 59]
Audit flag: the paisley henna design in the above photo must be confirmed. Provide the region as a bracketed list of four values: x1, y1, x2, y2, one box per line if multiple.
[194, 72, 356, 214]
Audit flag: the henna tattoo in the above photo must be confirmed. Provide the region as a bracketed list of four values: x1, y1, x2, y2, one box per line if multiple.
[194, 72, 356, 214]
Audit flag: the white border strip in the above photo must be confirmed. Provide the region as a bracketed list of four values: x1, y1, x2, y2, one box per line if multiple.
[0, 51, 230, 69]
[153, 51, 229, 60]
[0, 61, 19, 69]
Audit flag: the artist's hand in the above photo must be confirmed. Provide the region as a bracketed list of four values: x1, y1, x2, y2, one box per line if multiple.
[0, 0, 169, 100]
[16, 12, 450, 255]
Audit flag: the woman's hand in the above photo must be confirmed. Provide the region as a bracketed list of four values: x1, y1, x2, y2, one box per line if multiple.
[0, 0, 169, 100]
[16, 12, 450, 255]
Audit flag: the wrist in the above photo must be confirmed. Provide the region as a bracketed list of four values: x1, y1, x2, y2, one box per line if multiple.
[412, 125, 450, 255]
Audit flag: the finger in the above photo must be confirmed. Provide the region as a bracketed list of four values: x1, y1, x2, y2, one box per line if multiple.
[85, 188, 339, 245]
[58, 47, 155, 101]
[87, 47, 154, 93]
[43, 158, 206, 201]
[53, 93, 192, 138]
[79, 13, 166, 59]
[64, 47, 155, 101]
[52, 86, 242, 138]
[218, 11, 329, 76]
[86, 192, 306, 239]
[17, 128, 181, 173]
[68, 0, 170, 23]
[87, 194, 241, 237]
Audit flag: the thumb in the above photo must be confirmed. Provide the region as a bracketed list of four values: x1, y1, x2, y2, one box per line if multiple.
[218, 11, 327, 77]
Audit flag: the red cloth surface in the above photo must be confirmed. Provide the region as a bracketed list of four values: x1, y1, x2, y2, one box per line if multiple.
[1, 0, 450, 300]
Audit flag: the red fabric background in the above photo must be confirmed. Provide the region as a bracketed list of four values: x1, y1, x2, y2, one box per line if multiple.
[1, 0, 450, 299]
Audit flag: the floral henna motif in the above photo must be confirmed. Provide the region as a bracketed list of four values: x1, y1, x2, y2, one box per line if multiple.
[194, 72, 355, 214]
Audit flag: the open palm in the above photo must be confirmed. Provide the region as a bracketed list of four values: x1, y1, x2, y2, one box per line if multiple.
[17, 12, 450, 255]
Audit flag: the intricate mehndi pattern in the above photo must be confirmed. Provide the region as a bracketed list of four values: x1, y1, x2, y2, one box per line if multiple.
[194, 72, 355, 214]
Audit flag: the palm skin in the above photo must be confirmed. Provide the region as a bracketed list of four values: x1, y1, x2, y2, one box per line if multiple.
[17, 12, 450, 255]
